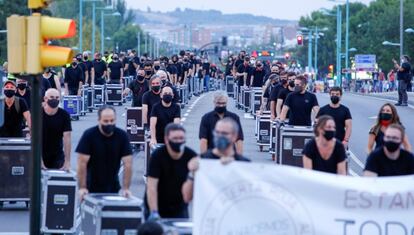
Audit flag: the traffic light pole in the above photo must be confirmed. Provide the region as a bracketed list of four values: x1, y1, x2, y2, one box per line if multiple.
[308, 29, 313, 73]
[29, 74, 42, 235]
[336, 5, 342, 87]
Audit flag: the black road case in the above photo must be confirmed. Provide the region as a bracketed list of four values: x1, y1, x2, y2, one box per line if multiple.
[226, 76, 235, 97]
[0, 138, 31, 206]
[250, 88, 262, 116]
[242, 88, 252, 112]
[160, 219, 193, 235]
[81, 85, 89, 115]
[256, 114, 271, 152]
[80, 194, 143, 235]
[278, 126, 314, 167]
[41, 170, 78, 234]
[93, 85, 106, 108]
[270, 120, 284, 162]
[87, 85, 95, 111]
[126, 107, 145, 144]
[106, 84, 123, 105]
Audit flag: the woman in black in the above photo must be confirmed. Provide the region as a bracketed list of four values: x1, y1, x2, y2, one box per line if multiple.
[367, 103, 411, 153]
[302, 115, 347, 175]
[43, 68, 61, 94]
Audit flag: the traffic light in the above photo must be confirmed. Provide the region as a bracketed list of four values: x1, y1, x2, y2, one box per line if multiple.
[328, 64, 334, 78]
[222, 36, 228, 47]
[26, 13, 76, 74]
[284, 53, 290, 60]
[6, 15, 26, 74]
[297, 35, 303, 46]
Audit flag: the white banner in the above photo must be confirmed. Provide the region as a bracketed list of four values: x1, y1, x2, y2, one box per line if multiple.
[193, 160, 414, 235]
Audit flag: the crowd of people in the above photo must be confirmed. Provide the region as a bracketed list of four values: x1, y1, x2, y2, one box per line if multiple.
[1, 49, 414, 233]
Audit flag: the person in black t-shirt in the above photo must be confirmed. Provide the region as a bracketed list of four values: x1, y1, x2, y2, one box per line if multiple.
[42, 89, 72, 170]
[76, 53, 88, 84]
[124, 69, 149, 107]
[0, 80, 31, 137]
[267, 72, 284, 119]
[393, 55, 411, 106]
[182, 118, 250, 203]
[199, 91, 244, 154]
[364, 124, 414, 177]
[142, 76, 162, 129]
[64, 57, 84, 95]
[280, 75, 319, 126]
[125, 50, 140, 78]
[275, 72, 296, 118]
[91, 53, 107, 85]
[43, 67, 61, 94]
[316, 87, 352, 148]
[76, 106, 132, 200]
[158, 70, 180, 104]
[166, 59, 178, 85]
[82, 52, 93, 85]
[202, 58, 211, 91]
[249, 61, 266, 88]
[108, 53, 124, 84]
[302, 115, 347, 174]
[236, 57, 251, 87]
[150, 86, 181, 145]
[146, 124, 197, 220]
[15, 78, 31, 110]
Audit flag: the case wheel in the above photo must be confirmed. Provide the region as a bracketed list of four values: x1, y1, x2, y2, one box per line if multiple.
[259, 146, 263, 152]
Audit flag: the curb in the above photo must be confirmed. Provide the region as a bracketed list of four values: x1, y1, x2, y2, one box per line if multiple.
[348, 92, 414, 107]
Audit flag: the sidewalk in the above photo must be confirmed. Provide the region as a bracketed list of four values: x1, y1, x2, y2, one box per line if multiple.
[349, 91, 414, 106]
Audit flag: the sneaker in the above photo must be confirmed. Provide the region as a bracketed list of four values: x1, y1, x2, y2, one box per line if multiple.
[401, 103, 408, 106]
[395, 103, 402, 106]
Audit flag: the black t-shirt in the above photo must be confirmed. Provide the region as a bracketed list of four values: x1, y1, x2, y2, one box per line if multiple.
[0, 97, 28, 137]
[199, 110, 244, 150]
[302, 139, 347, 174]
[277, 87, 292, 103]
[128, 57, 140, 76]
[251, 69, 266, 87]
[147, 145, 197, 217]
[150, 103, 181, 143]
[78, 62, 88, 82]
[128, 79, 149, 107]
[142, 90, 161, 121]
[202, 62, 210, 76]
[15, 89, 31, 109]
[83, 60, 93, 83]
[108, 61, 123, 81]
[201, 149, 250, 162]
[397, 62, 411, 81]
[167, 64, 178, 75]
[42, 77, 52, 97]
[42, 108, 72, 167]
[284, 91, 318, 126]
[47, 74, 57, 89]
[317, 104, 352, 141]
[269, 84, 284, 102]
[75, 126, 132, 193]
[92, 60, 107, 78]
[237, 64, 251, 86]
[64, 65, 83, 89]
[234, 59, 243, 69]
[365, 148, 414, 176]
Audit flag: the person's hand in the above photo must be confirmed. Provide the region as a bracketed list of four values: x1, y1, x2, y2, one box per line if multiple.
[392, 58, 397, 64]
[148, 211, 161, 221]
[91, 82, 95, 86]
[119, 188, 132, 198]
[79, 188, 89, 202]
[41, 161, 47, 170]
[342, 141, 349, 150]
[149, 139, 157, 148]
[220, 156, 235, 165]
[188, 157, 200, 172]
[271, 114, 276, 121]
[59, 161, 71, 171]
[77, 90, 81, 96]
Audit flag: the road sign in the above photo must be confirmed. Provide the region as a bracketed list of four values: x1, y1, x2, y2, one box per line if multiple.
[355, 54, 376, 71]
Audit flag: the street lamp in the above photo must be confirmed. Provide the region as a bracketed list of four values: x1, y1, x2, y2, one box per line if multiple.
[405, 28, 414, 33]
[382, 41, 401, 47]
[79, 0, 102, 53]
[100, 11, 121, 54]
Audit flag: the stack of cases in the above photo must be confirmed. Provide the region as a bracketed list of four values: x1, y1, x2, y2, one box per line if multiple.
[126, 107, 145, 145]
[0, 138, 31, 207]
[80, 194, 142, 235]
[278, 125, 314, 167]
[81, 85, 89, 116]
[179, 85, 187, 109]
[122, 76, 133, 103]
[160, 219, 193, 235]
[226, 76, 235, 97]
[62, 96, 82, 120]
[93, 85, 106, 108]
[256, 114, 271, 152]
[270, 120, 284, 162]
[87, 85, 95, 111]
[41, 170, 77, 234]
[250, 88, 262, 117]
[242, 88, 252, 113]
[106, 84, 123, 106]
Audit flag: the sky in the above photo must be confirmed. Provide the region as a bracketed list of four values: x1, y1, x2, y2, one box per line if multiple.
[125, 0, 373, 21]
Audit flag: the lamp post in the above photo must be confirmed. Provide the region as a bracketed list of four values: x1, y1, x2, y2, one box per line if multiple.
[100, 11, 121, 54]
[400, 0, 403, 60]
[79, 0, 101, 53]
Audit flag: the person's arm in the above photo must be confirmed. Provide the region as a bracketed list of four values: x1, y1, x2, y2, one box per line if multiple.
[61, 131, 71, 171]
[403, 134, 412, 152]
[312, 105, 320, 120]
[270, 101, 276, 120]
[367, 133, 376, 154]
[54, 76, 62, 94]
[150, 116, 157, 145]
[23, 111, 31, 131]
[337, 160, 347, 175]
[279, 105, 289, 122]
[107, 66, 111, 81]
[302, 155, 313, 170]
[64, 83, 69, 95]
[343, 119, 352, 147]
[78, 80, 83, 96]
[120, 155, 132, 197]
[363, 170, 378, 177]
[173, 117, 181, 123]
[90, 67, 95, 85]
[142, 104, 148, 126]
[120, 67, 124, 84]
[235, 140, 243, 155]
[146, 177, 159, 212]
[77, 153, 90, 201]
[276, 99, 284, 118]
[84, 70, 88, 85]
[200, 138, 208, 154]
[182, 157, 199, 203]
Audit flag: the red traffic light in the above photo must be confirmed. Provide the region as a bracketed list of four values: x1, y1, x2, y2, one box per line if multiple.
[297, 35, 303, 45]
[328, 65, 334, 71]
[284, 53, 290, 60]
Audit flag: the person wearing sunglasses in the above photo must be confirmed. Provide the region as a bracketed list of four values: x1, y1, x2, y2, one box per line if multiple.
[364, 124, 414, 177]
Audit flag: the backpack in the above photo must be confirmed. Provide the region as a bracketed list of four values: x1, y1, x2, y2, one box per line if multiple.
[14, 96, 20, 114]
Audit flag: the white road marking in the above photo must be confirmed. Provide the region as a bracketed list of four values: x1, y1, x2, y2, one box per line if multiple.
[349, 169, 359, 177]
[181, 118, 186, 122]
[349, 93, 414, 110]
[184, 113, 189, 117]
[122, 112, 126, 117]
[368, 116, 377, 119]
[348, 150, 365, 169]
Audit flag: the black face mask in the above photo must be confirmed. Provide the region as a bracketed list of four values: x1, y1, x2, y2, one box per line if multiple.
[154, 65, 160, 70]
[288, 80, 295, 88]
[84, 56, 88, 60]
[71, 62, 77, 67]
[281, 79, 287, 85]
[101, 124, 115, 135]
[161, 80, 167, 86]
[145, 70, 152, 76]
[330, 96, 340, 104]
[76, 58, 82, 62]
[17, 83, 27, 90]
[323, 130, 336, 141]
[47, 99, 59, 109]
[152, 85, 161, 93]
[4, 89, 15, 98]
[380, 113, 393, 121]
[215, 106, 226, 114]
[384, 141, 400, 152]
[214, 135, 231, 151]
[162, 94, 173, 104]
[137, 75, 145, 82]
[294, 85, 302, 93]
[169, 141, 185, 153]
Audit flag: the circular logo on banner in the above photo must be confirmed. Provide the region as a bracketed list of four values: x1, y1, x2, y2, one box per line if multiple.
[199, 180, 315, 235]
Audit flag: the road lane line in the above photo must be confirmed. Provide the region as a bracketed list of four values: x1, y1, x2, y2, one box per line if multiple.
[348, 150, 365, 169]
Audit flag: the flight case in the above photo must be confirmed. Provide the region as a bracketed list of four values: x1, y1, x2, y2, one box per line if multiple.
[256, 113, 271, 152]
[160, 219, 193, 235]
[62, 95, 82, 120]
[93, 85, 106, 108]
[226, 76, 235, 97]
[106, 84, 123, 106]
[278, 125, 314, 167]
[126, 107, 145, 144]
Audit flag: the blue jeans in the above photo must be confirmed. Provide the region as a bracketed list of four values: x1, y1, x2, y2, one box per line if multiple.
[204, 75, 210, 92]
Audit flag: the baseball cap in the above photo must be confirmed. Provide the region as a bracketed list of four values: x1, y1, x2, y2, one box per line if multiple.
[4, 80, 16, 87]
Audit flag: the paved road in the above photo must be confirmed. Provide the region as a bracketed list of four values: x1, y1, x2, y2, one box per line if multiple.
[1, 89, 414, 233]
